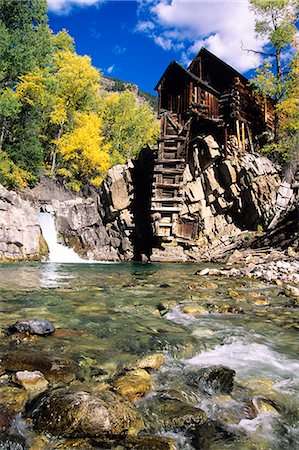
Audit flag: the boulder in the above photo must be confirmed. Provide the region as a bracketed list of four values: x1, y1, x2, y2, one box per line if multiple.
[114, 369, 152, 401]
[14, 370, 49, 394]
[187, 366, 235, 394]
[8, 319, 55, 336]
[25, 388, 144, 438]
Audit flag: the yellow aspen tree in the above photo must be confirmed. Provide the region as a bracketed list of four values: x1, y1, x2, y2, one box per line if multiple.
[49, 50, 101, 174]
[55, 112, 111, 191]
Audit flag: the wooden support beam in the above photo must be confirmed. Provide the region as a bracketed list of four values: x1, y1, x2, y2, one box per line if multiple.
[236, 119, 241, 150]
[241, 121, 245, 152]
[245, 123, 254, 153]
[151, 208, 181, 213]
[152, 199, 182, 204]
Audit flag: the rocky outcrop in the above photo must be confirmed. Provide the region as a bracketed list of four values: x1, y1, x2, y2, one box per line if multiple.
[27, 166, 136, 261]
[0, 134, 283, 263]
[0, 185, 47, 261]
[152, 135, 281, 261]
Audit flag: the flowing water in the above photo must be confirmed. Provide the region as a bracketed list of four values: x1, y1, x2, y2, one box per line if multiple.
[0, 261, 298, 449]
[39, 212, 86, 263]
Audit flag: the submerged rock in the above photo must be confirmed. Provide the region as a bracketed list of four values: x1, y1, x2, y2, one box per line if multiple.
[52, 435, 176, 450]
[181, 305, 209, 316]
[25, 388, 144, 438]
[2, 349, 77, 385]
[0, 385, 27, 412]
[8, 319, 55, 336]
[0, 404, 15, 434]
[122, 435, 176, 449]
[187, 366, 235, 394]
[141, 396, 206, 432]
[208, 304, 244, 314]
[114, 369, 152, 401]
[126, 354, 165, 371]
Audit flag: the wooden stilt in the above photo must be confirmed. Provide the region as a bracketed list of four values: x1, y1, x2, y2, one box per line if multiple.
[236, 119, 241, 150]
[245, 123, 254, 153]
[241, 122, 245, 152]
[224, 127, 228, 159]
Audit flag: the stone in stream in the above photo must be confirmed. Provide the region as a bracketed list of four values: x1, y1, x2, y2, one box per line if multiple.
[121, 435, 177, 449]
[0, 384, 28, 412]
[25, 388, 144, 438]
[195, 268, 210, 276]
[125, 353, 165, 371]
[52, 435, 176, 450]
[2, 349, 77, 385]
[0, 404, 16, 434]
[14, 370, 49, 394]
[190, 420, 236, 450]
[187, 366, 236, 394]
[245, 396, 280, 419]
[181, 305, 209, 316]
[141, 396, 206, 432]
[114, 369, 152, 401]
[284, 285, 299, 298]
[8, 319, 55, 336]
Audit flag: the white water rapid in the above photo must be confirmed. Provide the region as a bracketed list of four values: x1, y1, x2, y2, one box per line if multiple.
[39, 212, 86, 263]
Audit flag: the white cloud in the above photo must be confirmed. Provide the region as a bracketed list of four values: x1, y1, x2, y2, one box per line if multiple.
[135, 20, 155, 33]
[137, 0, 268, 73]
[106, 64, 115, 74]
[47, 0, 103, 14]
[113, 45, 127, 55]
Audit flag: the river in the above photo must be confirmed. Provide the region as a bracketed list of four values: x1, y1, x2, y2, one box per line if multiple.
[0, 262, 298, 449]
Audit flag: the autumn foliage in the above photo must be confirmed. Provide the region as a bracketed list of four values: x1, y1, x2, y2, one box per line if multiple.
[0, 1, 159, 191]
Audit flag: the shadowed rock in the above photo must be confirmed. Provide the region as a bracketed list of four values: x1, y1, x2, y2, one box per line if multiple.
[187, 366, 235, 394]
[25, 388, 144, 438]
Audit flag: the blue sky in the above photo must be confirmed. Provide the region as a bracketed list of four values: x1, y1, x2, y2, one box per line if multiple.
[48, 1, 170, 94]
[47, 1, 294, 95]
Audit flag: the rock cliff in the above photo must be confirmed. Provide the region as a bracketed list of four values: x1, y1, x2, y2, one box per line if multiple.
[0, 185, 47, 261]
[151, 135, 281, 261]
[0, 135, 290, 263]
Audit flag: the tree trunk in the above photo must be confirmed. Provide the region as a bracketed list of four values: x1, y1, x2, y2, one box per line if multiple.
[274, 51, 282, 142]
[0, 118, 6, 152]
[51, 123, 64, 174]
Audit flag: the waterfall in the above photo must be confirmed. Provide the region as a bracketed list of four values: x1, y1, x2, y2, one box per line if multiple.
[39, 212, 86, 263]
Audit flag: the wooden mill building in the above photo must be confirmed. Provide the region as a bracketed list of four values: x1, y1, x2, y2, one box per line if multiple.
[151, 47, 276, 241]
